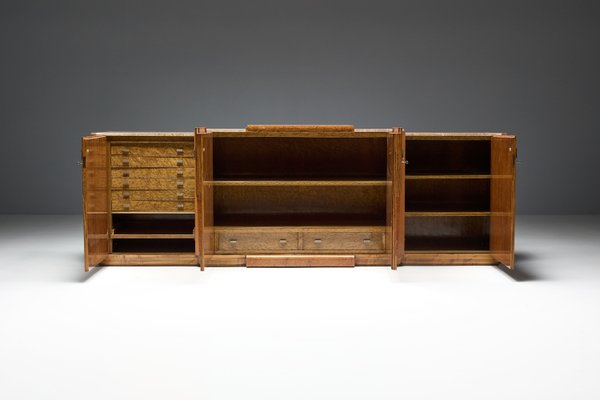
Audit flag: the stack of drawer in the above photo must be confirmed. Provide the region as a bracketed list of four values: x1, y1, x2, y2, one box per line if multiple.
[110, 142, 195, 212]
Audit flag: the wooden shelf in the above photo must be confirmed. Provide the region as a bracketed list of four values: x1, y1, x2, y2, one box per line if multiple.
[214, 213, 386, 227]
[208, 180, 388, 186]
[111, 233, 194, 239]
[406, 174, 490, 180]
[405, 212, 490, 217]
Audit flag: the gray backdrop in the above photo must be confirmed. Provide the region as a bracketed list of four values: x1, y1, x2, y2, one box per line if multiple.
[1, 0, 599, 214]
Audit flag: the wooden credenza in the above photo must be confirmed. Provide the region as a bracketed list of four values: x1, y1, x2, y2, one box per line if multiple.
[82, 126, 516, 271]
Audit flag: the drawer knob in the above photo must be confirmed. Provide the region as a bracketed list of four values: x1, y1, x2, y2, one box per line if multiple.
[122, 158, 129, 167]
[122, 191, 130, 199]
[229, 239, 237, 245]
[176, 180, 184, 189]
[314, 239, 322, 244]
[176, 170, 184, 177]
[363, 238, 372, 244]
[279, 239, 287, 244]
[122, 170, 130, 178]
[176, 148, 184, 156]
[176, 159, 184, 167]
[177, 203, 184, 210]
[177, 192, 184, 201]
[121, 148, 129, 155]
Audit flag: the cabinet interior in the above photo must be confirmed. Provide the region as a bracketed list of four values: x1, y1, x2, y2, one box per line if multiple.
[211, 137, 389, 228]
[405, 138, 492, 252]
[213, 137, 387, 180]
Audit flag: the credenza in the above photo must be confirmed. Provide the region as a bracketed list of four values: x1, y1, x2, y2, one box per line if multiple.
[82, 126, 516, 271]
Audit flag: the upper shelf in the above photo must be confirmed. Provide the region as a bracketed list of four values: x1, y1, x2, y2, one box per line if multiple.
[208, 180, 388, 186]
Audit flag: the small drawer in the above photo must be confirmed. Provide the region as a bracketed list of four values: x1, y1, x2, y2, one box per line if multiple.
[111, 143, 193, 157]
[111, 199, 194, 212]
[216, 231, 299, 254]
[112, 189, 194, 203]
[111, 178, 195, 190]
[111, 156, 195, 168]
[303, 231, 384, 252]
[111, 168, 195, 179]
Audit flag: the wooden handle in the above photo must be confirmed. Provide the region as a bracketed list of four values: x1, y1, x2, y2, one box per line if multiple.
[246, 125, 354, 133]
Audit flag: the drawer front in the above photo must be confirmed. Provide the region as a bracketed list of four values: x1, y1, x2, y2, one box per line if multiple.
[111, 156, 195, 168]
[216, 231, 299, 254]
[111, 168, 195, 179]
[112, 189, 194, 203]
[111, 177, 195, 190]
[303, 231, 385, 252]
[111, 143, 194, 157]
[112, 198, 194, 212]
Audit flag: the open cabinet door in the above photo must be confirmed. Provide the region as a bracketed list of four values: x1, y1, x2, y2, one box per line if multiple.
[388, 128, 405, 269]
[490, 135, 516, 270]
[82, 135, 109, 271]
[194, 128, 213, 270]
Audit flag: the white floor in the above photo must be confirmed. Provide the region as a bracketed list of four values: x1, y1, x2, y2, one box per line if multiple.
[0, 215, 599, 400]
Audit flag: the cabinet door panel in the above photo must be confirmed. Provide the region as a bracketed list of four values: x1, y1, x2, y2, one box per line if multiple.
[387, 128, 405, 268]
[490, 135, 516, 270]
[82, 136, 109, 271]
[195, 128, 213, 270]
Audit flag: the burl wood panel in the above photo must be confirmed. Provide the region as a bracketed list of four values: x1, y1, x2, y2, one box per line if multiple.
[216, 231, 300, 253]
[111, 143, 194, 157]
[82, 135, 109, 271]
[111, 156, 195, 168]
[111, 178, 195, 190]
[111, 190, 194, 202]
[490, 135, 516, 270]
[111, 168, 194, 179]
[302, 231, 384, 252]
[111, 199, 194, 212]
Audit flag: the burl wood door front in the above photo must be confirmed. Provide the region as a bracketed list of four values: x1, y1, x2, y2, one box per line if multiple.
[490, 135, 516, 270]
[82, 135, 109, 271]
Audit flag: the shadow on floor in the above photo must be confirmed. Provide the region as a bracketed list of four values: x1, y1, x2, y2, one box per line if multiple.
[494, 251, 544, 282]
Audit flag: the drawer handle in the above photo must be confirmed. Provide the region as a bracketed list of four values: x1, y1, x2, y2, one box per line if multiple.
[177, 192, 184, 201]
[176, 159, 184, 167]
[122, 170, 129, 178]
[122, 179, 129, 189]
[176, 148, 184, 156]
[122, 158, 129, 167]
[177, 203, 184, 210]
[363, 238, 372, 244]
[123, 203, 130, 211]
[314, 239, 322, 244]
[121, 148, 129, 155]
[122, 191, 130, 199]
[279, 239, 287, 244]
[229, 239, 237, 245]
[177, 180, 184, 189]
[176, 170, 184, 178]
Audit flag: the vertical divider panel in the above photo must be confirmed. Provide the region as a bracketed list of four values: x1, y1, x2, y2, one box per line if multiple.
[490, 135, 516, 270]
[195, 128, 214, 270]
[82, 135, 109, 271]
[388, 128, 405, 269]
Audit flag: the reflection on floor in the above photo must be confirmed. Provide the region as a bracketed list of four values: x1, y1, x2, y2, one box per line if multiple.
[0, 215, 599, 400]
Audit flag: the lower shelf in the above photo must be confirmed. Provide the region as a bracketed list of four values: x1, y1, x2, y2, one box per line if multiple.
[405, 215, 490, 252]
[112, 239, 195, 253]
